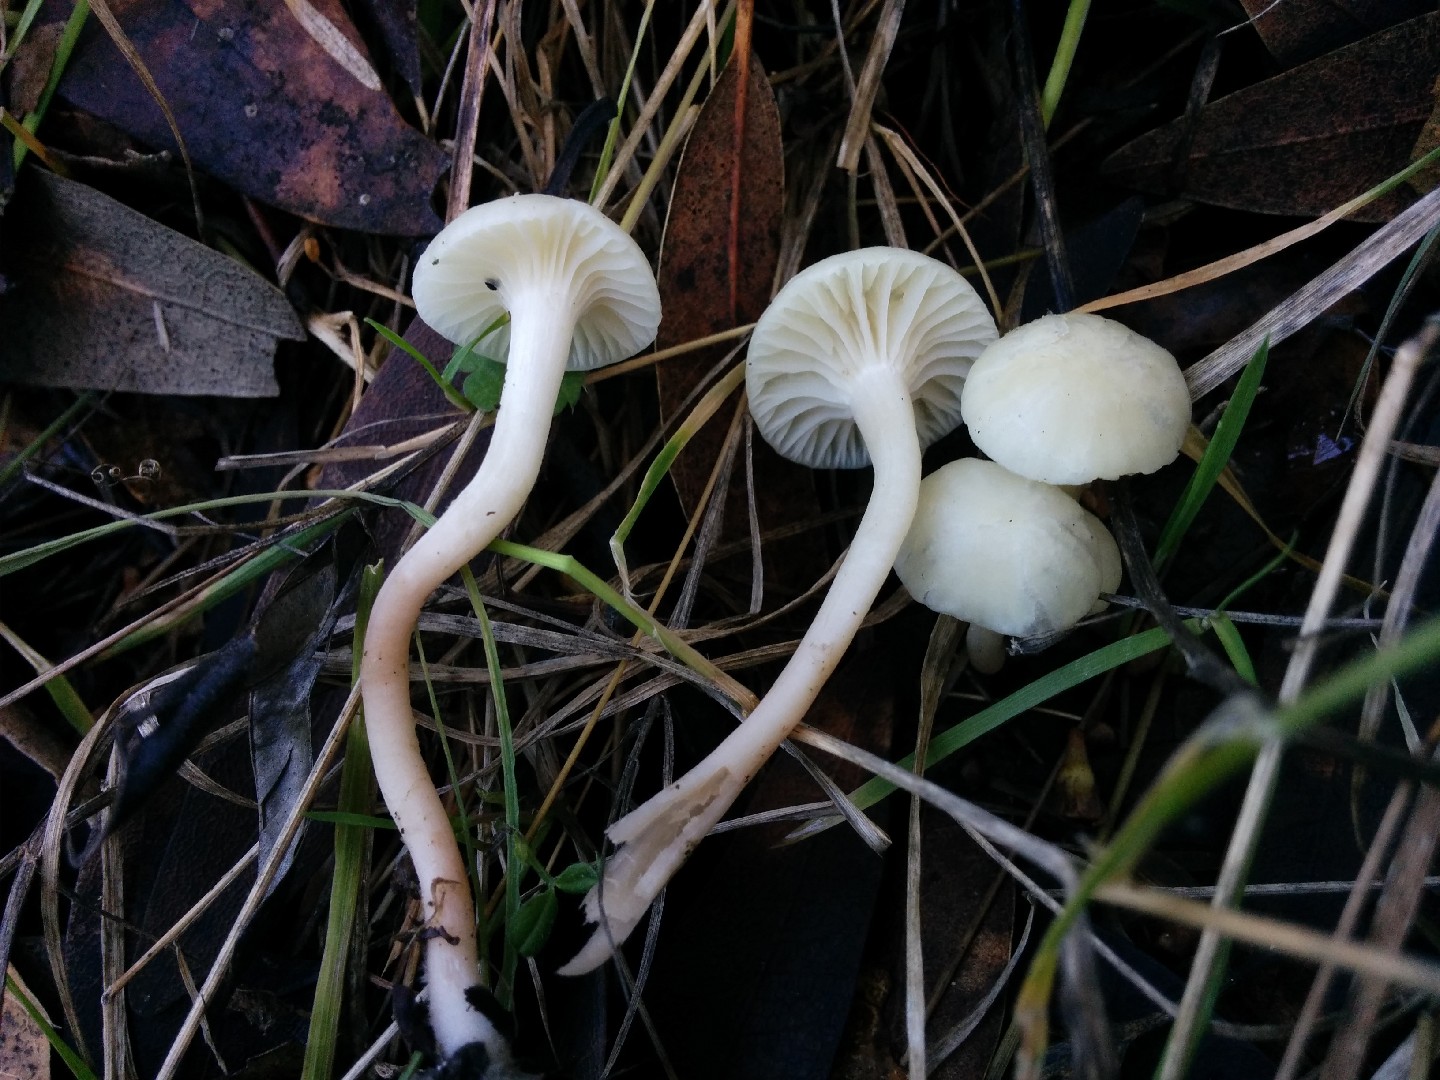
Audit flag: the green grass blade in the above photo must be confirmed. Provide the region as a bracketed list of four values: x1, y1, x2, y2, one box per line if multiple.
[0, 391, 95, 488]
[1207, 613, 1257, 686]
[12, 0, 88, 171]
[1016, 613, 1440, 1071]
[302, 562, 382, 1080]
[460, 566, 522, 1005]
[608, 360, 747, 587]
[366, 319, 474, 414]
[788, 624, 1185, 841]
[4, 971, 98, 1080]
[1155, 339, 1269, 568]
[0, 622, 91, 732]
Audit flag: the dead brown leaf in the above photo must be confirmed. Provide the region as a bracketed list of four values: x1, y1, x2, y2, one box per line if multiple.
[1104, 11, 1440, 221]
[654, 49, 815, 539]
[55, 0, 447, 235]
[0, 171, 303, 396]
[1238, 0, 1432, 67]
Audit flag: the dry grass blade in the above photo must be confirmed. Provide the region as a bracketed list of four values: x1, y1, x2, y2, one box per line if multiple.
[1185, 187, 1440, 399]
[280, 0, 382, 90]
[1156, 317, 1438, 1078]
[836, 0, 904, 173]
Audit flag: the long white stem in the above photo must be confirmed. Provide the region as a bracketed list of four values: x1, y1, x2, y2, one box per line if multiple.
[561, 368, 922, 975]
[361, 293, 569, 1059]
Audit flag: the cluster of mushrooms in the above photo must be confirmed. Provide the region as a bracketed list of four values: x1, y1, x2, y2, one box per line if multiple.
[358, 194, 1192, 1072]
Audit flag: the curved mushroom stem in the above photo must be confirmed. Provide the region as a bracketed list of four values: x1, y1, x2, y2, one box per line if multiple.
[561, 369, 921, 975]
[361, 293, 569, 1061]
[965, 624, 1007, 675]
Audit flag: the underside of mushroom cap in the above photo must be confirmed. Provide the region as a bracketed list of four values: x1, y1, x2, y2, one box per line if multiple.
[893, 458, 1122, 637]
[412, 193, 661, 371]
[747, 248, 997, 470]
[960, 312, 1191, 484]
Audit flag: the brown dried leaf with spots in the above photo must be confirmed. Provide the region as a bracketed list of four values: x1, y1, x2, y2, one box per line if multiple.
[53, 0, 447, 235]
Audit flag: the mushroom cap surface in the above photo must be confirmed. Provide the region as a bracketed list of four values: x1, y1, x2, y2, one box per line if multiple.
[960, 312, 1191, 484]
[893, 458, 1122, 638]
[412, 193, 661, 371]
[747, 248, 997, 470]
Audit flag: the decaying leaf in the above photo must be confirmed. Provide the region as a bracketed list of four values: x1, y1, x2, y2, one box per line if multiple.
[1104, 11, 1440, 221]
[1238, 0, 1432, 67]
[0, 171, 302, 396]
[654, 50, 813, 534]
[54, 0, 447, 235]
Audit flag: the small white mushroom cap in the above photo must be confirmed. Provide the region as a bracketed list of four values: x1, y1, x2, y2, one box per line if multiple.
[960, 312, 1191, 485]
[412, 193, 661, 371]
[747, 248, 997, 470]
[894, 458, 1122, 638]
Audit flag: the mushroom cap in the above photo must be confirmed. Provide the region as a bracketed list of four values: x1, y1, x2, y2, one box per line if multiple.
[893, 458, 1122, 638]
[747, 248, 997, 470]
[411, 193, 661, 371]
[960, 312, 1191, 485]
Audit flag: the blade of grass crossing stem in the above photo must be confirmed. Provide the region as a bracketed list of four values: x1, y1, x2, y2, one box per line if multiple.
[366, 320, 474, 414]
[460, 566, 522, 1004]
[302, 563, 383, 1080]
[5, 972, 98, 1080]
[0, 488, 409, 578]
[0, 392, 96, 487]
[0, 622, 91, 733]
[105, 510, 354, 653]
[587, 0, 658, 204]
[487, 538, 757, 713]
[12, 0, 88, 171]
[787, 624, 1185, 841]
[1014, 614, 1440, 1077]
[1208, 613, 1257, 686]
[609, 360, 747, 589]
[1342, 222, 1440, 432]
[1155, 340, 1270, 568]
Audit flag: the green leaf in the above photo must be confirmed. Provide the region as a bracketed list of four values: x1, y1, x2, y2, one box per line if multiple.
[459, 353, 507, 411]
[552, 861, 600, 894]
[508, 887, 559, 957]
[556, 370, 587, 413]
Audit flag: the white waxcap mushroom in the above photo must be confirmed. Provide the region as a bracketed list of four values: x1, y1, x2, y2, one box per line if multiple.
[560, 247, 997, 977]
[748, 247, 997, 470]
[363, 193, 659, 1066]
[960, 312, 1191, 485]
[412, 192, 660, 370]
[894, 457, 1122, 640]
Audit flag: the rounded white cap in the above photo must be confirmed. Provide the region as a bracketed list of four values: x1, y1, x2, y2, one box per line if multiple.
[412, 193, 661, 371]
[960, 312, 1190, 484]
[893, 458, 1122, 638]
[747, 248, 997, 470]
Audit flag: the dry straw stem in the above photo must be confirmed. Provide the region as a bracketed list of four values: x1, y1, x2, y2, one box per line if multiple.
[1155, 318, 1438, 1078]
[1184, 185, 1440, 399]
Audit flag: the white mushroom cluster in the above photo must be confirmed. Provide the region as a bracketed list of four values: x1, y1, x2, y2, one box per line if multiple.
[366, 209, 1192, 1029]
[895, 310, 1191, 671]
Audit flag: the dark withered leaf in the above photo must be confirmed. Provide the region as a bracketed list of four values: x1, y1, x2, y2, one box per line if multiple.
[55, 0, 448, 235]
[0, 171, 302, 396]
[1103, 11, 1440, 221]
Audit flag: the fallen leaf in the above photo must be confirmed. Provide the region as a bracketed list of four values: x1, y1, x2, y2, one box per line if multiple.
[54, 0, 447, 235]
[654, 49, 817, 546]
[1103, 11, 1440, 221]
[1237, 0, 1432, 66]
[0, 967, 51, 1080]
[0, 171, 303, 396]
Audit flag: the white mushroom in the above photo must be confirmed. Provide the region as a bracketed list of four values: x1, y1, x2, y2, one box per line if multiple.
[361, 194, 660, 1064]
[561, 247, 996, 975]
[960, 312, 1191, 485]
[893, 458, 1122, 670]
